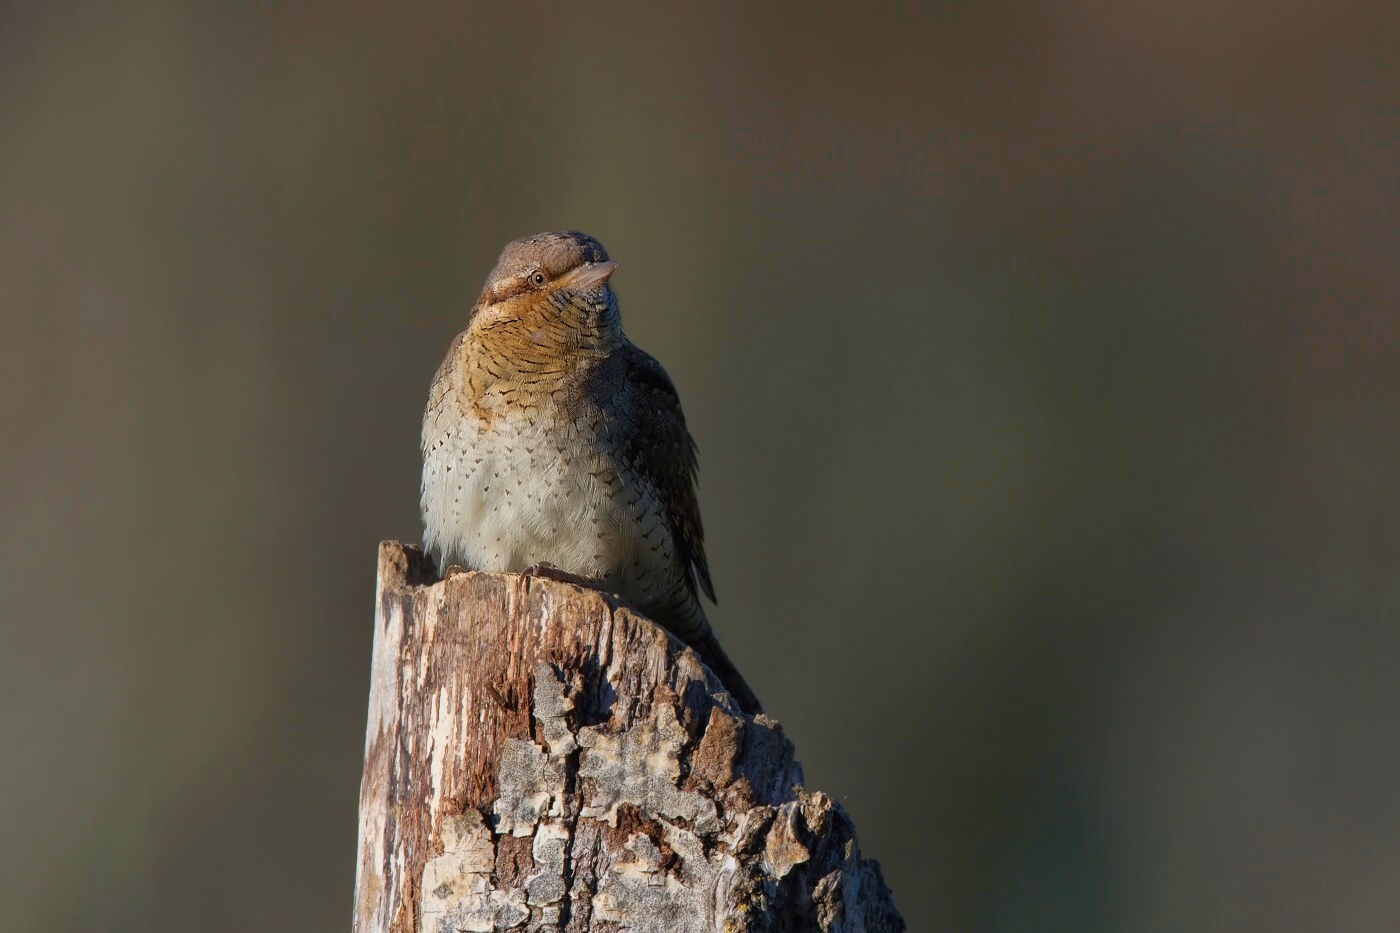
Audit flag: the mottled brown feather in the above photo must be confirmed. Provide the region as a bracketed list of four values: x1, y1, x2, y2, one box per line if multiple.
[581, 344, 716, 605]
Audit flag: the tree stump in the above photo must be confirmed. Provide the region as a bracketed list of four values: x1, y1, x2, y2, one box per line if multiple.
[354, 541, 905, 933]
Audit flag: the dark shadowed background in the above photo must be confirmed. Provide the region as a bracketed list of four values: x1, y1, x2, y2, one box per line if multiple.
[3, 1, 1399, 930]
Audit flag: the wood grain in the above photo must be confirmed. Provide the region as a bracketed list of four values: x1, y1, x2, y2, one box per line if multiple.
[354, 541, 904, 933]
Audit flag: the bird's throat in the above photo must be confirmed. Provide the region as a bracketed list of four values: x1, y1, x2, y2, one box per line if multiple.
[462, 295, 622, 409]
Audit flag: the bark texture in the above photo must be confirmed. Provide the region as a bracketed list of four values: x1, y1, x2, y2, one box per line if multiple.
[354, 541, 905, 933]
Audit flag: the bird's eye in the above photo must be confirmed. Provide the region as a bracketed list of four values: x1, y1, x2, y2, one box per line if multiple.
[531, 272, 546, 286]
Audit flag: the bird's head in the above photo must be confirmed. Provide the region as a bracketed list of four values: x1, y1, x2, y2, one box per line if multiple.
[468, 231, 621, 347]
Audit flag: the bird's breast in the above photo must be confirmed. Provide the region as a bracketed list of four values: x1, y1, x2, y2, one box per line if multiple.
[421, 385, 671, 594]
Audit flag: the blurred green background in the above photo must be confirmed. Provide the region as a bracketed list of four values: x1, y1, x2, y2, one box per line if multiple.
[3, 1, 1398, 930]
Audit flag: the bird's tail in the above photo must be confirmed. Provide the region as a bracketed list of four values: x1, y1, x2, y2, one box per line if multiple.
[688, 629, 763, 715]
[644, 589, 763, 714]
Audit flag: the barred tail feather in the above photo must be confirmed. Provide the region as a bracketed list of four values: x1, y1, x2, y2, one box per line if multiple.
[689, 630, 762, 714]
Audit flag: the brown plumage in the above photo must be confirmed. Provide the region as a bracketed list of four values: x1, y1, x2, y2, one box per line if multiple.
[421, 231, 759, 713]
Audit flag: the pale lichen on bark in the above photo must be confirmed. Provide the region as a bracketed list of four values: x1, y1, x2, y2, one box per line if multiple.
[354, 541, 904, 933]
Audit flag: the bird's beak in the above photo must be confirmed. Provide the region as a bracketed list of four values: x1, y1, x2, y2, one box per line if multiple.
[567, 260, 619, 292]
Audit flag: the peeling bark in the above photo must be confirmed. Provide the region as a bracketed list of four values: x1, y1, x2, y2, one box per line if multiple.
[354, 541, 905, 933]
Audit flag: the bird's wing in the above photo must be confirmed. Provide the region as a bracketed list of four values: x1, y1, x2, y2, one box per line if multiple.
[612, 344, 716, 603]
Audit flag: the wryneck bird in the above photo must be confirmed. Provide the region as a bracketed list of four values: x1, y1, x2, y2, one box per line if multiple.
[421, 231, 760, 714]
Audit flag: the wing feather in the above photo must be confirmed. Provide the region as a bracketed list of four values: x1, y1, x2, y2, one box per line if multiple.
[611, 345, 716, 603]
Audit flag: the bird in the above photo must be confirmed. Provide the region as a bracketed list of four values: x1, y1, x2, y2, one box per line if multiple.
[420, 231, 761, 713]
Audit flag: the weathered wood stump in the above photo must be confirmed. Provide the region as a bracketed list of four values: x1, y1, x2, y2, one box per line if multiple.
[354, 541, 904, 933]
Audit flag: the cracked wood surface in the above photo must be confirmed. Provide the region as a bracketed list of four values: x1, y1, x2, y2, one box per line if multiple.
[354, 541, 905, 933]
